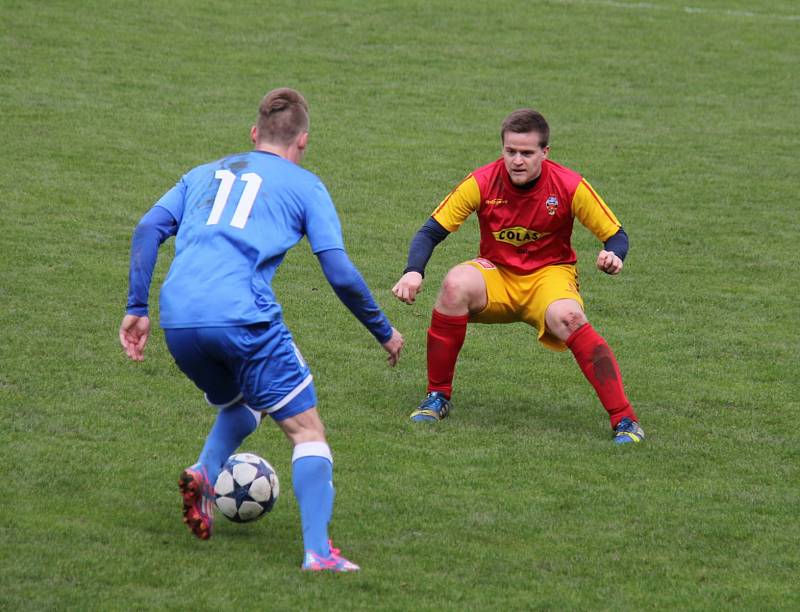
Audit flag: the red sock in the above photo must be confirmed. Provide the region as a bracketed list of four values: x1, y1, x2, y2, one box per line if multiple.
[427, 309, 469, 399]
[566, 323, 637, 428]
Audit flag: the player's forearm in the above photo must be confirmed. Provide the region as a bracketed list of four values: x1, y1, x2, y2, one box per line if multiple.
[318, 249, 393, 343]
[603, 227, 629, 261]
[404, 217, 449, 276]
[126, 206, 177, 316]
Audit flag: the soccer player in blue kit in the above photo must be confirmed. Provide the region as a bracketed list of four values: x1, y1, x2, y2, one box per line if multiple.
[119, 88, 404, 572]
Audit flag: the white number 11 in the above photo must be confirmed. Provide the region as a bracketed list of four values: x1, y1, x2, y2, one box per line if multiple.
[206, 169, 263, 229]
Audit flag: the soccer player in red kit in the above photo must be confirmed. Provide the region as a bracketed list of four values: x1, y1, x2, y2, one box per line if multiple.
[392, 109, 644, 443]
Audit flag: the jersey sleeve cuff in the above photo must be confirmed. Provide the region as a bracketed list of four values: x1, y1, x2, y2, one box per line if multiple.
[403, 266, 425, 277]
[126, 305, 149, 317]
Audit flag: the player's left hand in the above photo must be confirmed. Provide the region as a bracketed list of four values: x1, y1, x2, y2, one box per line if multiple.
[596, 250, 623, 275]
[119, 314, 151, 361]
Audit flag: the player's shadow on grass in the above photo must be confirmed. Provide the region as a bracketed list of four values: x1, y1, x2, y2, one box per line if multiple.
[455, 396, 606, 439]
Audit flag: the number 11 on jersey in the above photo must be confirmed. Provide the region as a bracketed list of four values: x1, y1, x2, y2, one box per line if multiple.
[207, 169, 263, 229]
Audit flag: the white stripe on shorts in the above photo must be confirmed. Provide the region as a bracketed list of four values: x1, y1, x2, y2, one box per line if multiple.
[264, 374, 314, 414]
[244, 404, 263, 426]
[204, 392, 244, 410]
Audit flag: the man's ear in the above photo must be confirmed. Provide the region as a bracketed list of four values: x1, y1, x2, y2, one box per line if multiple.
[250, 125, 258, 144]
[297, 131, 309, 151]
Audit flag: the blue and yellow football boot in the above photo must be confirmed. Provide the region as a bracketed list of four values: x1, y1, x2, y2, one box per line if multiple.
[410, 392, 452, 422]
[614, 417, 645, 444]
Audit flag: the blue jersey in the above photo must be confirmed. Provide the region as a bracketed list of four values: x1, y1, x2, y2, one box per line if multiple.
[154, 150, 344, 328]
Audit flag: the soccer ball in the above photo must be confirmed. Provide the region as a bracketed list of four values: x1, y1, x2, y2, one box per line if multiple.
[214, 452, 279, 523]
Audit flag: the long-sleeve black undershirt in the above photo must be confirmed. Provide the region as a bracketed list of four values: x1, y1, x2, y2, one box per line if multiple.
[403, 217, 629, 277]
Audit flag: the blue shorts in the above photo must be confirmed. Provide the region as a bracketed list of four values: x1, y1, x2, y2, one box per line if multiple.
[164, 321, 317, 421]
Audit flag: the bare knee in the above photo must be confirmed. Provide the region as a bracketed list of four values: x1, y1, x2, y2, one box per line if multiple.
[562, 310, 587, 334]
[545, 300, 588, 340]
[436, 266, 486, 314]
[438, 270, 469, 310]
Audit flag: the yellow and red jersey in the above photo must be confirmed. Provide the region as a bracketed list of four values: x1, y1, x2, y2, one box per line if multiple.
[431, 158, 621, 275]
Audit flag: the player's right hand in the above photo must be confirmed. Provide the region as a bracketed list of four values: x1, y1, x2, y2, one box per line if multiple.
[392, 271, 424, 304]
[381, 327, 404, 367]
[119, 314, 151, 361]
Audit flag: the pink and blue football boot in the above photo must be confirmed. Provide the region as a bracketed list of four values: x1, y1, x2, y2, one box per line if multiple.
[302, 541, 360, 573]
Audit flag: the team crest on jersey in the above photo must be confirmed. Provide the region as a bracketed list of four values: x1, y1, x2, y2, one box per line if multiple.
[545, 195, 559, 216]
[492, 226, 548, 247]
[484, 198, 508, 207]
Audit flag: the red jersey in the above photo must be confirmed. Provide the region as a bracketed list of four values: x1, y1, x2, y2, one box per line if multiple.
[431, 158, 622, 275]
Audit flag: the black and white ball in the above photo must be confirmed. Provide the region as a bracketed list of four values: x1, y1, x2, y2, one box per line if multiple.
[214, 453, 279, 522]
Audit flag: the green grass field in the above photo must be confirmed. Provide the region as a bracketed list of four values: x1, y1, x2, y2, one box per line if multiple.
[2, 0, 798, 609]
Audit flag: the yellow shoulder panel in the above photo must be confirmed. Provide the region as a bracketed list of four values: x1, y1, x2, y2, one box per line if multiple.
[431, 175, 481, 233]
[572, 180, 621, 242]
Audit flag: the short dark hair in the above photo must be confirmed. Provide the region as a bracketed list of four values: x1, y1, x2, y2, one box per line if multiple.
[500, 109, 549, 147]
[256, 88, 309, 145]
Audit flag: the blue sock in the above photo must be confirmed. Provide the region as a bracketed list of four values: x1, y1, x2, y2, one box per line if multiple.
[198, 402, 260, 484]
[292, 442, 334, 557]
